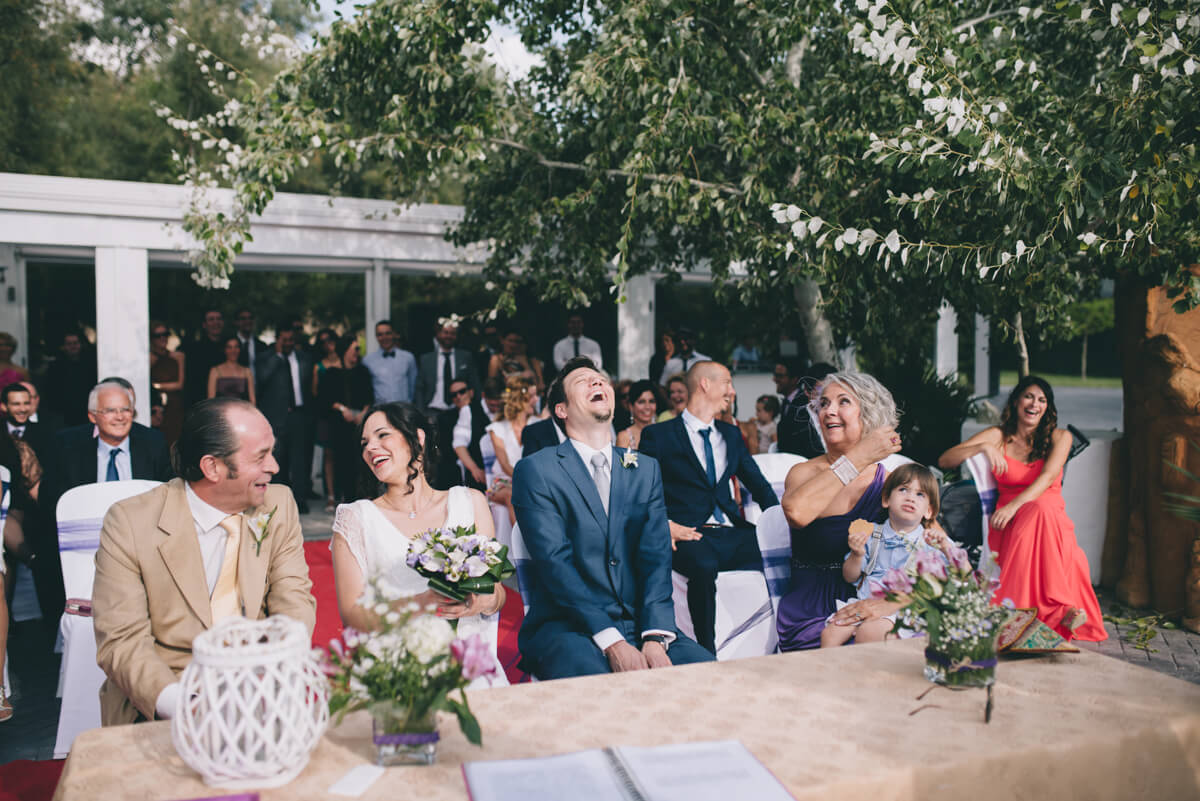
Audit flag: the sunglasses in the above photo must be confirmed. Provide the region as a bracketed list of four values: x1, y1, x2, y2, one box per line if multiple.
[450, 387, 471, 397]
[152, 331, 169, 338]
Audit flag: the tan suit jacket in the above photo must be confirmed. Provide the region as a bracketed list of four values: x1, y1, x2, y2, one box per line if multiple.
[92, 479, 316, 726]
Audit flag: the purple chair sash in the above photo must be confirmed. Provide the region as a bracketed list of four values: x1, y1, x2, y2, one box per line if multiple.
[59, 517, 106, 551]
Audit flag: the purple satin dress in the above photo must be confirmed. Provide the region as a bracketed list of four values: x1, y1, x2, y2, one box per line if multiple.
[776, 465, 886, 651]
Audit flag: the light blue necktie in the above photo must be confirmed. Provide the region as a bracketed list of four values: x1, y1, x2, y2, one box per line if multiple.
[106, 448, 121, 482]
[698, 428, 726, 524]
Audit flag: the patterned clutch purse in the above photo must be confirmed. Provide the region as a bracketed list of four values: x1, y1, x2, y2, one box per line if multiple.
[997, 608, 1080, 654]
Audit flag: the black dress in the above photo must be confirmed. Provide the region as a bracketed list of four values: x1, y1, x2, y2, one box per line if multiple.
[317, 365, 374, 500]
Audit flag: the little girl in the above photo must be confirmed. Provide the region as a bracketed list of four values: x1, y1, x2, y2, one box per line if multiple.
[753, 394, 779, 453]
[821, 463, 954, 647]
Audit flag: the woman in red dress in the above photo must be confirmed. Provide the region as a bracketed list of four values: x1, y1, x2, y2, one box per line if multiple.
[939, 376, 1106, 641]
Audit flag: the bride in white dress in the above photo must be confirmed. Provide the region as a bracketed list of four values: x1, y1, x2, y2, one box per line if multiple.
[331, 403, 508, 686]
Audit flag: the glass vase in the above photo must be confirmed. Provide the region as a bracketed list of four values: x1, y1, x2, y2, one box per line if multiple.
[923, 628, 1000, 688]
[370, 706, 439, 766]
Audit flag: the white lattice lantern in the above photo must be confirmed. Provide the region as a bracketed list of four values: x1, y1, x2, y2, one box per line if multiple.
[172, 616, 329, 789]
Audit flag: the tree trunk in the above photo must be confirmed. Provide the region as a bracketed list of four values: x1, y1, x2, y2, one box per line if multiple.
[1013, 311, 1030, 378]
[793, 279, 839, 367]
[1081, 335, 1088, 381]
[1108, 275, 1200, 632]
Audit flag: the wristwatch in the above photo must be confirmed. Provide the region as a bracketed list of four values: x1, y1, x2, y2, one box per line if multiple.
[642, 634, 669, 650]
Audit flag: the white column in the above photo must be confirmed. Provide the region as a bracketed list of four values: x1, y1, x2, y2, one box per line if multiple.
[974, 314, 990, 397]
[0, 246, 28, 368]
[95, 247, 150, 421]
[617, 274, 655, 380]
[934, 302, 958, 380]
[364, 259, 390, 354]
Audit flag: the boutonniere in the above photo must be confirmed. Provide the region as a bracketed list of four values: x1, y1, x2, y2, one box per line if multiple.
[621, 450, 639, 469]
[247, 507, 277, 556]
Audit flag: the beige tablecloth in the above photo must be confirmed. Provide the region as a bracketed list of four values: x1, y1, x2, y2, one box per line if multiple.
[53, 640, 1200, 801]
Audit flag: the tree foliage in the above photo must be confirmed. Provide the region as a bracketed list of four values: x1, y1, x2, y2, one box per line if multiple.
[168, 0, 1198, 351]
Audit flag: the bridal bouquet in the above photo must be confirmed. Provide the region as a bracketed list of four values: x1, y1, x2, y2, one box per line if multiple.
[323, 580, 497, 764]
[873, 545, 1010, 688]
[405, 525, 515, 603]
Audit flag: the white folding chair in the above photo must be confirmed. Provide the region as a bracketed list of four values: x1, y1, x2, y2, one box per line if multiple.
[671, 567, 776, 660]
[0, 466, 10, 701]
[743, 452, 806, 523]
[755, 505, 793, 621]
[962, 453, 1000, 581]
[54, 480, 161, 758]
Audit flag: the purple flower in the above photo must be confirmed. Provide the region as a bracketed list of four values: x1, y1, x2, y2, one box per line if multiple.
[880, 568, 914, 595]
[867, 580, 888, 600]
[913, 550, 948, 581]
[946, 545, 971, 573]
[464, 555, 490, 578]
[451, 634, 497, 681]
[405, 552, 420, 568]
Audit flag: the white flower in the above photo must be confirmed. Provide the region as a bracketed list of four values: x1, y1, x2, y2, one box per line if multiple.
[622, 451, 639, 469]
[401, 614, 455, 664]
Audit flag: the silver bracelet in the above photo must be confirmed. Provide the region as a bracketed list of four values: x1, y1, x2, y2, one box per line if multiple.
[831, 455, 860, 485]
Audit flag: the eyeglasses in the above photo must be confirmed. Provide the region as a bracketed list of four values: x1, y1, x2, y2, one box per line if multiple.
[152, 331, 169, 338]
[95, 407, 134, 417]
[450, 387, 471, 398]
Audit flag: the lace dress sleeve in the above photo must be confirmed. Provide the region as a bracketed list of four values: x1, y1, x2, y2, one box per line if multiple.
[331, 502, 369, 580]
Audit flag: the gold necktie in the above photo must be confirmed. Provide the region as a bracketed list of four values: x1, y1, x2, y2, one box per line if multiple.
[210, 515, 243, 622]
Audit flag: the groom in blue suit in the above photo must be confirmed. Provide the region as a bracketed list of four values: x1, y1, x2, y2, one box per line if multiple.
[513, 357, 713, 679]
[639, 360, 778, 653]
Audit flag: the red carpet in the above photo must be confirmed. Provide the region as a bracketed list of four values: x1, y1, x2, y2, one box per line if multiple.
[0, 759, 65, 801]
[303, 540, 528, 685]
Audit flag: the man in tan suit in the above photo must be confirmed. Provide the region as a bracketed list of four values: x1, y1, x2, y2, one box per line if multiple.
[92, 397, 316, 726]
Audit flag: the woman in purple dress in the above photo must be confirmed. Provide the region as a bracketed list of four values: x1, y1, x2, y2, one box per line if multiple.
[776, 372, 905, 650]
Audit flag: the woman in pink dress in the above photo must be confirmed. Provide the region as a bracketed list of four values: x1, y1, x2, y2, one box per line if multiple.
[939, 376, 1105, 641]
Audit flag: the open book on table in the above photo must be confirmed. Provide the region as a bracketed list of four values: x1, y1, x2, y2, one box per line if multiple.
[461, 739, 795, 801]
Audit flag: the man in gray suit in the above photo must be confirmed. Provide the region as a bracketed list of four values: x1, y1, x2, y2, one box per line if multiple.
[255, 325, 314, 512]
[414, 319, 479, 418]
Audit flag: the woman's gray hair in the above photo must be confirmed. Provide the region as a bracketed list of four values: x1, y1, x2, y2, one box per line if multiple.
[808, 371, 899, 434]
[87, 380, 136, 412]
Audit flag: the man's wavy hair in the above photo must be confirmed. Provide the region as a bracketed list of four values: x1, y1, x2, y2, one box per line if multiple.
[999, 375, 1058, 462]
[356, 402, 438, 498]
[808, 372, 899, 435]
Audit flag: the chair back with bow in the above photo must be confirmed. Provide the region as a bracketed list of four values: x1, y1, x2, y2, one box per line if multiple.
[54, 479, 161, 758]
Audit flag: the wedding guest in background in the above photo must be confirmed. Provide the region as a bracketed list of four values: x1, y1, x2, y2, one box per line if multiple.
[776, 372, 903, 651]
[182, 309, 226, 409]
[318, 335, 374, 507]
[149, 322, 185, 446]
[2, 382, 53, 470]
[256, 324, 314, 512]
[19, 380, 62, 433]
[149, 392, 166, 431]
[616, 379, 661, 451]
[612, 379, 633, 433]
[521, 372, 568, 458]
[92, 397, 315, 724]
[488, 328, 545, 394]
[639, 361, 777, 654]
[415, 318, 479, 418]
[474, 322, 502, 377]
[512, 356, 713, 679]
[753, 394, 779, 454]
[312, 328, 341, 507]
[658, 374, 688, 421]
[776, 359, 835, 458]
[938, 376, 1106, 641]
[207, 335, 255, 403]
[44, 330, 97, 426]
[362, 320, 417, 404]
[0, 417, 43, 579]
[730, 335, 760, 372]
[481, 376, 504, 422]
[233, 309, 267, 382]
[449, 377, 491, 490]
[648, 330, 675, 389]
[486, 375, 536, 523]
[0, 333, 29, 389]
[552, 312, 603, 372]
[657, 327, 709, 386]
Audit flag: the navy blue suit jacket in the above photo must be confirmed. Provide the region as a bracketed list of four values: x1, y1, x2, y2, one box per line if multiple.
[638, 416, 778, 527]
[520, 417, 562, 458]
[512, 441, 676, 663]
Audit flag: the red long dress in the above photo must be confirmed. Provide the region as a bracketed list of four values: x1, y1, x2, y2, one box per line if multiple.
[989, 453, 1107, 641]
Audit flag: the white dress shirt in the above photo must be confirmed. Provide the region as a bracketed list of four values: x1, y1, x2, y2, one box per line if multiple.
[96, 436, 132, 483]
[156, 484, 242, 719]
[680, 409, 729, 526]
[427, 347, 461, 412]
[566, 437, 674, 652]
[553, 335, 603, 371]
[7, 421, 25, 439]
[286, 351, 303, 407]
[658, 351, 710, 385]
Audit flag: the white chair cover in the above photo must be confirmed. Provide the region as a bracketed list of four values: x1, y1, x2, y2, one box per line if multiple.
[509, 522, 533, 614]
[1, 465, 9, 699]
[963, 452, 1001, 581]
[670, 568, 776, 660]
[54, 479, 161, 758]
[754, 505, 793, 618]
[743, 452, 806, 523]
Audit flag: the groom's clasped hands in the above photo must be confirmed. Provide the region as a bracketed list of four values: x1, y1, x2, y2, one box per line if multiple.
[605, 639, 671, 672]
